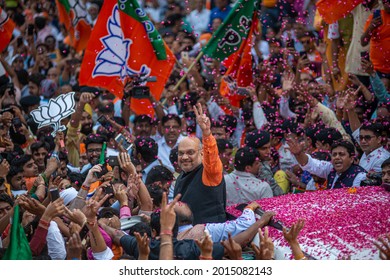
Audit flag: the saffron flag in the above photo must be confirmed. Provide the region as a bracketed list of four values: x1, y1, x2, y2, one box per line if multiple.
[316, 0, 364, 24]
[0, 7, 15, 53]
[55, 0, 92, 52]
[220, 15, 259, 107]
[79, 0, 175, 116]
[2, 205, 32, 260]
[202, 0, 259, 107]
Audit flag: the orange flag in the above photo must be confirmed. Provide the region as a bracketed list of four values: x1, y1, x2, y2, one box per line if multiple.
[55, 0, 91, 52]
[79, 0, 175, 116]
[316, 0, 364, 24]
[0, 7, 15, 53]
[219, 14, 258, 108]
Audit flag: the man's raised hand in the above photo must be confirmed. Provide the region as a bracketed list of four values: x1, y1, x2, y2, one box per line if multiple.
[193, 103, 211, 137]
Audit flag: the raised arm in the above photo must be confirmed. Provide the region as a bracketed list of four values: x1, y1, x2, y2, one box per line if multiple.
[283, 219, 307, 260]
[193, 103, 223, 186]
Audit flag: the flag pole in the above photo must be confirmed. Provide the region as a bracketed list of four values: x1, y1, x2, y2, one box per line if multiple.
[173, 50, 204, 92]
[160, 50, 204, 106]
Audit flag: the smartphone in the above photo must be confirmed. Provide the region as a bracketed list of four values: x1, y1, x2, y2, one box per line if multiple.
[373, 10, 381, 19]
[181, 51, 189, 60]
[131, 86, 150, 99]
[27, 24, 34, 36]
[48, 53, 57, 60]
[237, 87, 250, 96]
[12, 117, 23, 129]
[115, 133, 133, 151]
[97, 115, 112, 131]
[104, 184, 114, 195]
[95, 164, 108, 178]
[79, 224, 89, 240]
[108, 156, 119, 167]
[50, 188, 60, 202]
[360, 51, 370, 61]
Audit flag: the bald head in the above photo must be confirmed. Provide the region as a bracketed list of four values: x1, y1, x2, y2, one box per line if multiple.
[175, 202, 193, 226]
[178, 136, 203, 173]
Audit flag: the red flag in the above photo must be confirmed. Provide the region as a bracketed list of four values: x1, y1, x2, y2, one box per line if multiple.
[316, 0, 364, 24]
[79, 0, 175, 116]
[219, 15, 258, 108]
[0, 7, 15, 53]
[55, 0, 92, 52]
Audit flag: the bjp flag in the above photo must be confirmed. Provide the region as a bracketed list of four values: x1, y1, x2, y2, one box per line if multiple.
[79, 0, 175, 116]
[55, 0, 92, 52]
[316, 0, 364, 24]
[0, 7, 15, 53]
[219, 14, 259, 108]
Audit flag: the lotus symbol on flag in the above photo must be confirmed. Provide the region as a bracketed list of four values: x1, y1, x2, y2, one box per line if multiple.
[92, 5, 150, 81]
[30, 92, 76, 136]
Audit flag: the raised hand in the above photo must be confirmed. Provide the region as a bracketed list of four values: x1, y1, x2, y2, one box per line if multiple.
[374, 234, 390, 260]
[134, 232, 150, 260]
[251, 227, 275, 260]
[0, 159, 10, 178]
[113, 183, 128, 206]
[286, 137, 304, 156]
[82, 190, 110, 221]
[79, 92, 95, 105]
[283, 218, 305, 244]
[193, 103, 211, 136]
[361, 59, 374, 75]
[258, 211, 276, 227]
[18, 195, 46, 217]
[64, 208, 87, 227]
[221, 232, 242, 260]
[282, 72, 295, 92]
[160, 192, 181, 233]
[84, 164, 103, 187]
[195, 230, 213, 259]
[66, 233, 83, 260]
[42, 198, 66, 221]
[118, 152, 136, 175]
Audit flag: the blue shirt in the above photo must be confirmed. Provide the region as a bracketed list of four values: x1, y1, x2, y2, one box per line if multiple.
[208, 5, 232, 31]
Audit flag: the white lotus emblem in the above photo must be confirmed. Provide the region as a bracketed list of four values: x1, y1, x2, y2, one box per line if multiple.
[92, 5, 150, 81]
[30, 92, 76, 136]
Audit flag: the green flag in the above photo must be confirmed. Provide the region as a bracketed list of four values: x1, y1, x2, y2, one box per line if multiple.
[202, 0, 259, 61]
[2, 205, 32, 260]
[118, 0, 167, 60]
[99, 142, 107, 165]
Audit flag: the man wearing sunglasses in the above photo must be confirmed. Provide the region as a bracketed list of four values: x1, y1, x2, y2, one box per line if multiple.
[354, 122, 390, 173]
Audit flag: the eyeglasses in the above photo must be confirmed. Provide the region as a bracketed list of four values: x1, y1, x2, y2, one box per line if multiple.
[87, 148, 102, 154]
[359, 135, 376, 141]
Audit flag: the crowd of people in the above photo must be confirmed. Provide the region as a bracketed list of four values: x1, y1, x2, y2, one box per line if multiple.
[0, 0, 389, 260]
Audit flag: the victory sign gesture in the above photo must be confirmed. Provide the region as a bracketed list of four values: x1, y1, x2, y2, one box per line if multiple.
[193, 103, 211, 137]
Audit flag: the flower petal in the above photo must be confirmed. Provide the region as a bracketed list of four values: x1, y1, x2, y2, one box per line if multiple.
[48, 101, 61, 118]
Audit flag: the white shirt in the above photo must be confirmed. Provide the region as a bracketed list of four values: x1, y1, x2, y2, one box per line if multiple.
[224, 170, 273, 207]
[186, 8, 211, 37]
[156, 134, 184, 172]
[178, 208, 256, 242]
[352, 128, 390, 172]
[359, 147, 390, 173]
[47, 221, 67, 260]
[278, 142, 299, 171]
[253, 101, 268, 130]
[300, 154, 367, 188]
